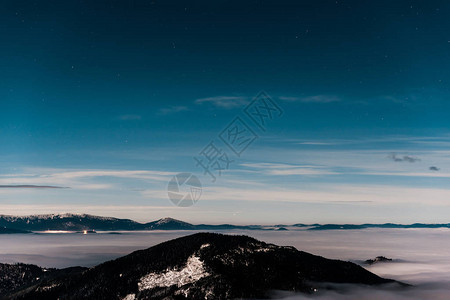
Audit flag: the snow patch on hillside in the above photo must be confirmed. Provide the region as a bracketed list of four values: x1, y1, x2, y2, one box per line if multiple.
[138, 255, 209, 291]
[122, 294, 136, 300]
[37, 283, 60, 292]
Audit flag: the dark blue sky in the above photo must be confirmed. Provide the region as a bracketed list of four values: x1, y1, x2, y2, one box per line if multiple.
[1, 1, 450, 223]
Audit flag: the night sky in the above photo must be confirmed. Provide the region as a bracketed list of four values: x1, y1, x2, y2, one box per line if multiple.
[1, 0, 450, 224]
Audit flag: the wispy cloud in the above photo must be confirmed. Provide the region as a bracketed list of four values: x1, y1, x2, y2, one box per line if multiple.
[0, 185, 69, 189]
[195, 96, 249, 109]
[197, 184, 450, 206]
[48, 170, 175, 181]
[158, 106, 189, 115]
[237, 148, 450, 179]
[118, 114, 142, 121]
[241, 162, 336, 176]
[0, 169, 176, 191]
[279, 95, 340, 103]
[282, 136, 450, 147]
[388, 153, 421, 163]
[296, 141, 336, 145]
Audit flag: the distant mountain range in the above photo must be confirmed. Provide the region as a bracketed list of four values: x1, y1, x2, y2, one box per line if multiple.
[0, 227, 31, 234]
[0, 214, 263, 232]
[0, 213, 448, 233]
[304, 223, 450, 230]
[1, 233, 404, 299]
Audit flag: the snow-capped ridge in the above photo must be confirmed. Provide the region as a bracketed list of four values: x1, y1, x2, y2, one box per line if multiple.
[154, 217, 180, 225]
[0, 213, 118, 221]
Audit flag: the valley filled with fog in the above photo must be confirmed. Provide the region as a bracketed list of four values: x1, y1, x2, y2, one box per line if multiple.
[1, 228, 449, 299]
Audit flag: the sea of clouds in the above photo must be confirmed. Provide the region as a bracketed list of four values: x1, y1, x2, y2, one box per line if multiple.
[0, 228, 449, 299]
